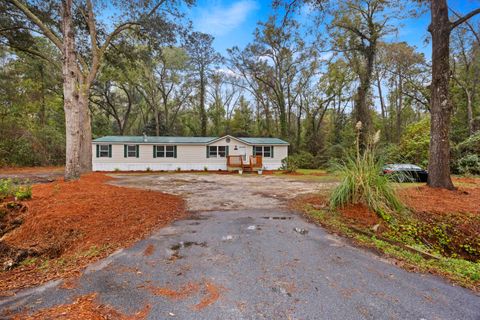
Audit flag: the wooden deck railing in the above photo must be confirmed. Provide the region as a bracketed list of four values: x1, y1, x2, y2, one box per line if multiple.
[227, 155, 243, 168]
[227, 155, 263, 171]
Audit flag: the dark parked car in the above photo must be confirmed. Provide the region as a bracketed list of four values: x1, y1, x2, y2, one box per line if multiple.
[382, 164, 428, 182]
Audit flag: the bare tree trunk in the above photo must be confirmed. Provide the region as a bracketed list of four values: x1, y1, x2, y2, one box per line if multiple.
[355, 46, 376, 149]
[79, 89, 92, 173]
[466, 90, 474, 135]
[296, 100, 303, 152]
[376, 72, 389, 141]
[155, 111, 160, 136]
[61, 0, 81, 180]
[396, 73, 403, 142]
[199, 69, 207, 136]
[427, 0, 454, 189]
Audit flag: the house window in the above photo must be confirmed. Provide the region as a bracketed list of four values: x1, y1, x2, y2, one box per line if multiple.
[263, 146, 271, 158]
[165, 146, 175, 158]
[126, 145, 137, 157]
[253, 146, 274, 158]
[218, 146, 226, 157]
[208, 146, 218, 157]
[154, 145, 176, 158]
[208, 146, 227, 158]
[99, 145, 110, 157]
[155, 145, 165, 158]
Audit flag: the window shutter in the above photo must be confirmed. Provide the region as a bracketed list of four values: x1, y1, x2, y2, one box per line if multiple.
[136, 145, 139, 158]
[124, 145, 127, 158]
[96, 144, 99, 158]
[174, 146, 177, 158]
[226, 146, 229, 156]
[108, 145, 112, 158]
[271, 146, 274, 158]
[206, 146, 209, 158]
[153, 145, 156, 158]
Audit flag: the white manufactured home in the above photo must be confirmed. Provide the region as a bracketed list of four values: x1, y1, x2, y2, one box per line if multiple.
[92, 135, 289, 171]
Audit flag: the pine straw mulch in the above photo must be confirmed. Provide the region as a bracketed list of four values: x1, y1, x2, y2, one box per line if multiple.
[293, 184, 480, 262]
[0, 173, 186, 294]
[141, 280, 221, 310]
[10, 293, 151, 320]
[398, 185, 480, 216]
[290, 194, 381, 229]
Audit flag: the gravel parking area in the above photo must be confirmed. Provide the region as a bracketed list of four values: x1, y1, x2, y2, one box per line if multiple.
[110, 173, 334, 211]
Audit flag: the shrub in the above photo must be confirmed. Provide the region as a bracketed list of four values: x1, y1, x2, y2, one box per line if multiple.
[15, 185, 32, 200]
[293, 151, 317, 169]
[398, 118, 430, 167]
[0, 179, 32, 200]
[0, 179, 14, 200]
[281, 156, 299, 173]
[329, 123, 404, 221]
[456, 131, 480, 155]
[456, 154, 480, 175]
[281, 151, 320, 170]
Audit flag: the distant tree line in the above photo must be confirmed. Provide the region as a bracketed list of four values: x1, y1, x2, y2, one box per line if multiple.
[0, 0, 479, 186]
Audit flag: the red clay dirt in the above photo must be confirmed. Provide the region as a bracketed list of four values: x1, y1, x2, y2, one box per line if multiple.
[0, 173, 186, 293]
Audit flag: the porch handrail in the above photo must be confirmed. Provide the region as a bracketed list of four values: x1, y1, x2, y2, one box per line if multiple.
[227, 155, 243, 168]
[250, 155, 263, 169]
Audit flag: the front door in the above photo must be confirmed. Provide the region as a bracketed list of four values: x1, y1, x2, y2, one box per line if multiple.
[237, 146, 247, 162]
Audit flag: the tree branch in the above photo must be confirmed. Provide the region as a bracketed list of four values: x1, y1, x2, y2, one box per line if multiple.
[8, 0, 63, 50]
[451, 8, 480, 30]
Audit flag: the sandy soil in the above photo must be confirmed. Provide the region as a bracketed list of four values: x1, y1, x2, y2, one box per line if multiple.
[110, 173, 334, 211]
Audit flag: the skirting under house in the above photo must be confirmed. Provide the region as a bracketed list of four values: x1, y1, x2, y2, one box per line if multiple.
[92, 135, 289, 172]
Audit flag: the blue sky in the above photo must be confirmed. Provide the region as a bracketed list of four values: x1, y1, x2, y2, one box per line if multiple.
[188, 0, 267, 54]
[187, 0, 480, 58]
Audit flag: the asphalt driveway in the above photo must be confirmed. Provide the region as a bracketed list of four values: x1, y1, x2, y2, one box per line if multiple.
[0, 174, 478, 319]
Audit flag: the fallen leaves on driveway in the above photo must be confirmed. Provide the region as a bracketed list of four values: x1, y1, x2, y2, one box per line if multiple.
[12, 293, 151, 320]
[140, 280, 222, 310]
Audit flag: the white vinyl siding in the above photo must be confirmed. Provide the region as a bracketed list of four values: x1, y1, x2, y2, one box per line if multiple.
[92, 137, 288, 171]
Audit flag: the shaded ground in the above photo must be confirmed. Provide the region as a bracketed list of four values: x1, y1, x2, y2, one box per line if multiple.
[111, 173, 334, 211]
[0, 174, 186, 293]
[1, 209, 478, 319]
[0, 167, 63, 184]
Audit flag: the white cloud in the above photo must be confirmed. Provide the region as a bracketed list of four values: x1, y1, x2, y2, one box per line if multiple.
[195, 0, 258, 37]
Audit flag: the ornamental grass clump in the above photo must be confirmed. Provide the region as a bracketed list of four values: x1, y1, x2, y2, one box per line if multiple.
[329, 122, 404, 221]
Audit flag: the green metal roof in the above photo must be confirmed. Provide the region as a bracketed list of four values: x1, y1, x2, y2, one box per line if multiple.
[93, 136, 217, 144]
[93, 135, 289, 145]
[236, 137, 289, 145]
